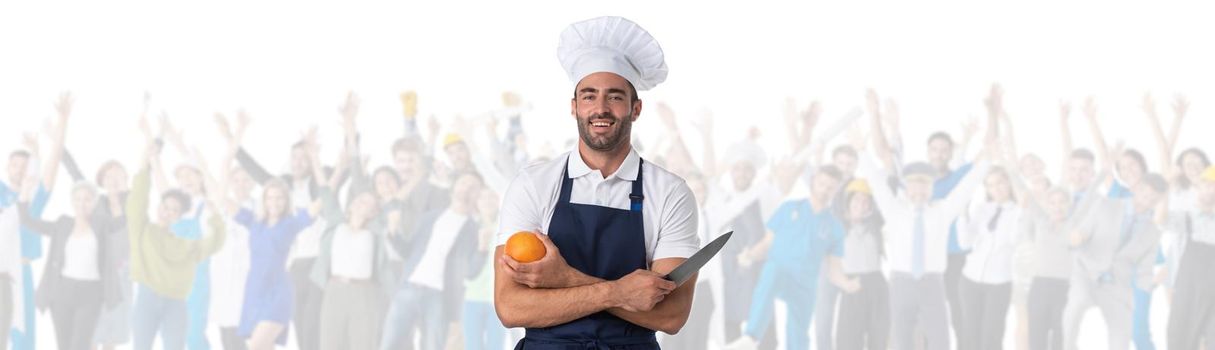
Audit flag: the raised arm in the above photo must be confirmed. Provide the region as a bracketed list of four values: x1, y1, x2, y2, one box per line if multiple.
[41, 92, 72, 193]
[1082, 97, 1114, 179]
[1058, 101, 1074, 182]
[866, 89, 896, 171]
[1143, 94, 1174, 180]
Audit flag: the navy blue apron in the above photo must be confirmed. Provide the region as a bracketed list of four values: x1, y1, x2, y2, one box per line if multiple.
[515, 158, 658, 350]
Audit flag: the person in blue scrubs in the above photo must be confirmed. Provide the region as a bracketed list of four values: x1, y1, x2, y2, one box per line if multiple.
[726, 166, 848, 350]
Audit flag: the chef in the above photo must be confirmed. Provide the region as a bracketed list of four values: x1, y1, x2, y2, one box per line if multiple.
[494, 16, 701, 349]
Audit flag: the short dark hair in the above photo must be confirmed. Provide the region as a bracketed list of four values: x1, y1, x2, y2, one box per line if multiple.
[1070, 148, 1096, 162]
[1122, 149, 1148, 172]
[832, 145, 857, 159]
[927, 132, 954, 147]
[817, 165, 844, 181]
[372, 166, 400, 185]
[161, 189, 192, 209]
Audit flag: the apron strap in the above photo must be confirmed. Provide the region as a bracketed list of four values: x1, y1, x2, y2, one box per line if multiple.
[630, 159, 644, 212]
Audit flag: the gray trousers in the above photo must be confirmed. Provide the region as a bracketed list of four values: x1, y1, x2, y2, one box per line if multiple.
[1062, 276, 1133, 350]
[319, 280, 385, 350]
[1027, 277, 1069, 350]
[815, 271, 838, 350]
[837, 272, 889, 350]
[288, 258, 323, 350]
[1168, 242, 1215, 350]
[889, 273, 950, 350]
[1, 274, 11, 350]
[957, 277, 1011, 350]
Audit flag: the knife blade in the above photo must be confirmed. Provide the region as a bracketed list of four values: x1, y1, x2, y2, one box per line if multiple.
[664, 231, 732, 287]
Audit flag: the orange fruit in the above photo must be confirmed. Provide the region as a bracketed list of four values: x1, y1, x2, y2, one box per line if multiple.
[505, 231, 546, 263]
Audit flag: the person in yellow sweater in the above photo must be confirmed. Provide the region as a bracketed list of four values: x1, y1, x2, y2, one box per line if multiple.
[126, 138, 226, 350]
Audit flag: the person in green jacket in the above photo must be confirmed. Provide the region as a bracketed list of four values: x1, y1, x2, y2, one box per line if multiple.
[127, 132, 227, 350]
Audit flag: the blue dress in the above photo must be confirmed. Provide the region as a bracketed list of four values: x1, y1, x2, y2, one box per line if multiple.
[234, 208, 313, 345]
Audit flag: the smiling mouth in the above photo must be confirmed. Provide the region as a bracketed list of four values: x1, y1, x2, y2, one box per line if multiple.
[590, 119, 616, 128]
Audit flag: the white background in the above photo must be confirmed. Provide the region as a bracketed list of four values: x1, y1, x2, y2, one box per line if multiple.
[3, 1, 1214, 349]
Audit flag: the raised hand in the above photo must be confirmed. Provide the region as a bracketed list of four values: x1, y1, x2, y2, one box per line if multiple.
[53, 91, 74, 121]
[984, 83, 1004, 116]
[1172, 94, 1190, 118]
[339, 91, 360, 125]
[1142, 93, 1158, 119]
[213, 113, 233, 143]
[656, 102, 677, 130]
[1059, 100, 1071, 121]
[1083, 96, 1098, 121]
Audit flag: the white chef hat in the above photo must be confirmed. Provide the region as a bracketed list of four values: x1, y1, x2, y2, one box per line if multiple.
[725, 140, 767, 169]
[558, 16, 668, 91]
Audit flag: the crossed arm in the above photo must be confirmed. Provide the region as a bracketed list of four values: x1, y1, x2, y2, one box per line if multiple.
[493, 233, 695, 334]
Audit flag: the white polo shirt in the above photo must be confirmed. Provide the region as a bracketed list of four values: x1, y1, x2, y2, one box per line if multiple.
[497, 147, 700, 264]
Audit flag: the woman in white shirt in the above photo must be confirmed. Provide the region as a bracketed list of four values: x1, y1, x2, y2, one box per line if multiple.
[17, 182, 124, 350]
[310, 187, 394, 350]
[956, 167, 1022, 350]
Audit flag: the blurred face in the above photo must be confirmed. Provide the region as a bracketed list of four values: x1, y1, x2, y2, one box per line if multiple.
[1117, 154, 1146, 187]
[848, 193, 874, 222]
[1045, 190, 1072, 222]
[373, 170, 400, 200]
[571, 72, 638, 153]
[450, 175, 482, 213]
[290, 146, 311, 179]
[475, 190, 499, 219]
[985, 172, 1013, 203]
[348, 192, 378, 225]
[101, 165, 129, 194]
[927, 138, 953, 172]
[811, 174, 841, 203]
[1066, 157, 1095, 190]
[730, 163, 756, 192]
[444, 142, 471, 170]
[230, 168, 255, 198]
[393, 150, 427, 181]
[72, 186, 98, 217]
[1181, 153, 1208, 185]
[175, 166, 203, 195]
[1020, 154, 1048, 191]
[263, 186, 289, 220]
[157, 196, 184, 225]
[832, 152, 858, 178]
[905, 176, 934, 205]
[1132, 182, 1163, 213]
[7, 154, 28, 186]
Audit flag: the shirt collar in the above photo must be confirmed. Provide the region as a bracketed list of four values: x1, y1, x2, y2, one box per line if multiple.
[566, 146, 640, 181]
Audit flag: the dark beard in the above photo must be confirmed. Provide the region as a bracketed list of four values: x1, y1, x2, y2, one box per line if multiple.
[577, 111, 632, 152]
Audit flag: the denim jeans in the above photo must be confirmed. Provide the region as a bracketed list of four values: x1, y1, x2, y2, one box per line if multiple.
[132, 284, 188, 350]
[379, 284, 444, 350]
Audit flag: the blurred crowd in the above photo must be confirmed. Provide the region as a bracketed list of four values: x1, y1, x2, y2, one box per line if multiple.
[1, 85, 1213, 350]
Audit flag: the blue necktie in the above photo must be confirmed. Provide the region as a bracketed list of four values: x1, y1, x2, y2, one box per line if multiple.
[912, 208, 926, 278]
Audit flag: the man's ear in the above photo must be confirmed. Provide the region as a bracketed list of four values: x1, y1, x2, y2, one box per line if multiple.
[570, 98, 577, 118]
[631, 99, 643, 121]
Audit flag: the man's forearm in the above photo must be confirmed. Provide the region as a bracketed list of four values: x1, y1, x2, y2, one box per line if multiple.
[497, 279, 616, 328]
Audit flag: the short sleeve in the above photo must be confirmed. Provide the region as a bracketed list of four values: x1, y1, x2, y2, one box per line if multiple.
[496, 171, 543, 246]
[652, 180, 701, 260]
[765, 202, 794, 234]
